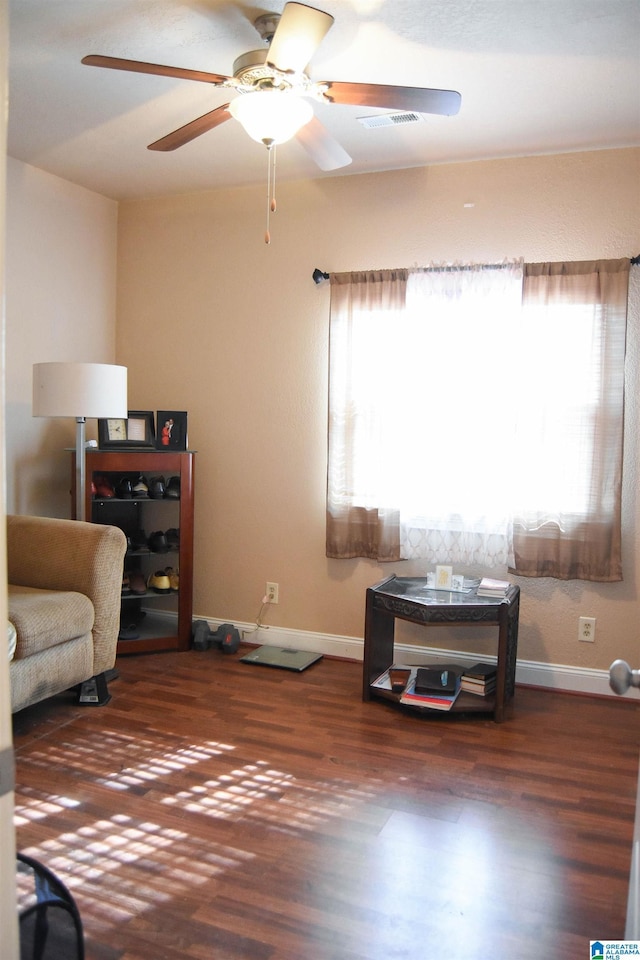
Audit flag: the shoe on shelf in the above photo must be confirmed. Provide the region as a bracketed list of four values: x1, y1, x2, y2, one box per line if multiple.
[165, 476, 180, 499]
[128, 571, 147, 595]
[118, 622, 140, 640]
[148, 530, 169, 553]
[130, 529, 148, 551]
[132, 476, 149, 498]
[148, 570, 171, 594]
[121, 573, 131, 595]
[164, 566, 179, 592]
[149, 476, 166, 499]
[116, 477, 133, 499]
[93, 474, 115, 498]
[165, 528, 180, 550]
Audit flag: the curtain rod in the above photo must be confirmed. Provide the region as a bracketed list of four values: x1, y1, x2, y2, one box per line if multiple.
[313, 257, 640, 282]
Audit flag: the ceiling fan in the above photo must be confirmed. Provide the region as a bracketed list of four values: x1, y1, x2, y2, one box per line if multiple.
[81, 1, 462, 172]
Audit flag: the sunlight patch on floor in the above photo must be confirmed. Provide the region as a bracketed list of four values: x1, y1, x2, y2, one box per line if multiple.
[14, 723, 379, 934]
[14, 787, 81, 825]
[18, 812, 254, 930]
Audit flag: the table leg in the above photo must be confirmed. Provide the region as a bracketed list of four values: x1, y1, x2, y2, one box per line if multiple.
[363, 590, 396, 701]
[494, 595, 520, 722]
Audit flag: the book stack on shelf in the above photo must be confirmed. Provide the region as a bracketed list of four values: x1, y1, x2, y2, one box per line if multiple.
[402, 665, 462, 711]
[372, 660, 500, 710]
[460, 662, 497, 696]
[476, 577, 510, 598]
[372, 664, 463, 712]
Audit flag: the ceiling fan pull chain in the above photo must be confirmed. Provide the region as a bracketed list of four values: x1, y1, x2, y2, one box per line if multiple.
[271, 143, 277, 216]
[264, 139, 278, 244]
[265, 140, 273, 244]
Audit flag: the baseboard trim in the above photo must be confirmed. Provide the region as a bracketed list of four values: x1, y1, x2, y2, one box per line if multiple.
[194, 615, 639, 702]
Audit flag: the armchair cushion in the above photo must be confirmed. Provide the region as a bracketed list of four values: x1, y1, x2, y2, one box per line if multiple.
[8, 586, 94, 659]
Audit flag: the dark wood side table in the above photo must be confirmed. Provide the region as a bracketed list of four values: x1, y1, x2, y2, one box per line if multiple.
[363, 575, 520, 722]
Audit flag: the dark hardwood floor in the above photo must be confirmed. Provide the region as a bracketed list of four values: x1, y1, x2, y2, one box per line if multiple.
[12, 648, 640, 960]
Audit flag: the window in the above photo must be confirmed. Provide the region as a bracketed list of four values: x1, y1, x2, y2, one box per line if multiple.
[326, 259, 630, 581]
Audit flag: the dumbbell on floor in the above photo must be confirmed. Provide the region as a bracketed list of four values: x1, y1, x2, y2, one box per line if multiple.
[192, 620, 241, 654]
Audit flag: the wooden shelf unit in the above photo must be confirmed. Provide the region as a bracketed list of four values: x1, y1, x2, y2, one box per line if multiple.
[72, 449, 195, 655]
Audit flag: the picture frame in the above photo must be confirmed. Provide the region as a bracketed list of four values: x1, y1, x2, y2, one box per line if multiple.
[156, 411, 188, 451]
[435, 565, 453, 590]
[98, 410, 156, 450]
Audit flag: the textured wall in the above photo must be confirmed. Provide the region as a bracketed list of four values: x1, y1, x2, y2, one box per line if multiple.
[116, 147, 640, 671]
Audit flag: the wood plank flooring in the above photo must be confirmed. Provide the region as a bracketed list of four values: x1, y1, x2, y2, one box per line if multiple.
[12, 649, 640, 960]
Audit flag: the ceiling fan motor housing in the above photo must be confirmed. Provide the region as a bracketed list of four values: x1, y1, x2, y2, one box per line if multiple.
[232, 49, 285, 89]
[232, 49, 315, 96]
[254, 14, 281, 44]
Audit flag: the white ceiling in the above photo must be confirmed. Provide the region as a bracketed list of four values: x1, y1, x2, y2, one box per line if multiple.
[7, 0, 640, 201]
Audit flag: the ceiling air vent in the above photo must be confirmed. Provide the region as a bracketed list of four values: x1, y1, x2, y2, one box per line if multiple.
[357, 112, 423, 129]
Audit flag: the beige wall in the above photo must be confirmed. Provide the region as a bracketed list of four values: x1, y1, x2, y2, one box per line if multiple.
[4, 157, 118, 517]
[115, 147, 640, 675]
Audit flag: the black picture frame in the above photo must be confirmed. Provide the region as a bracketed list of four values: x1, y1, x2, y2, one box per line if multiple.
[97, 411, 156, 450]
[156, 411, 188, 450]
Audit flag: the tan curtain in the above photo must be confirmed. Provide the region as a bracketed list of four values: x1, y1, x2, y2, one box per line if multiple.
[510, 258, 630, 581]
[326, 270, 407, 560]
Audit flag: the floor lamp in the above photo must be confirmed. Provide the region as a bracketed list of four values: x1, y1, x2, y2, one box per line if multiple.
[32, 362, 128, 521]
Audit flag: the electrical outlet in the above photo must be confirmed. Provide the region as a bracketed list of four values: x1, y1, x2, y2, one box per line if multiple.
[578, 616, 596, 642]
[266, 582, 279, 604]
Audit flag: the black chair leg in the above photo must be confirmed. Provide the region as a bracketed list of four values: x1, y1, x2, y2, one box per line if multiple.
[77, 672, 111, 705]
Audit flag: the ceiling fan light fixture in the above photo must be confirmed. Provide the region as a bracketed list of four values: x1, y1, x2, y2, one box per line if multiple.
[229, 90, 313, 145]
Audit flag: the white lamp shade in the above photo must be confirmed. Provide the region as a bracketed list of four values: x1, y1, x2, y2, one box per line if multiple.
[229, 91, 313, 145]
[32, 362, 128, 419]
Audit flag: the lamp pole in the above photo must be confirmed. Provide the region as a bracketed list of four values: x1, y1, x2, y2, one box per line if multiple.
[75, 416, 87, 522]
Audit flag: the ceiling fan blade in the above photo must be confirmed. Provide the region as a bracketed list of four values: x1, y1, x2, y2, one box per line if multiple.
[82, 54, 229, 86]
[148, 104, 232, 151]
[295, 116, 351, 171]
[321, 81, 462, 116]
[267, 2, 334, 75]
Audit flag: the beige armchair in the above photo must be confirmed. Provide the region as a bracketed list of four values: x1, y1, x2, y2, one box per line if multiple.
[7, 514, 127, 713]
